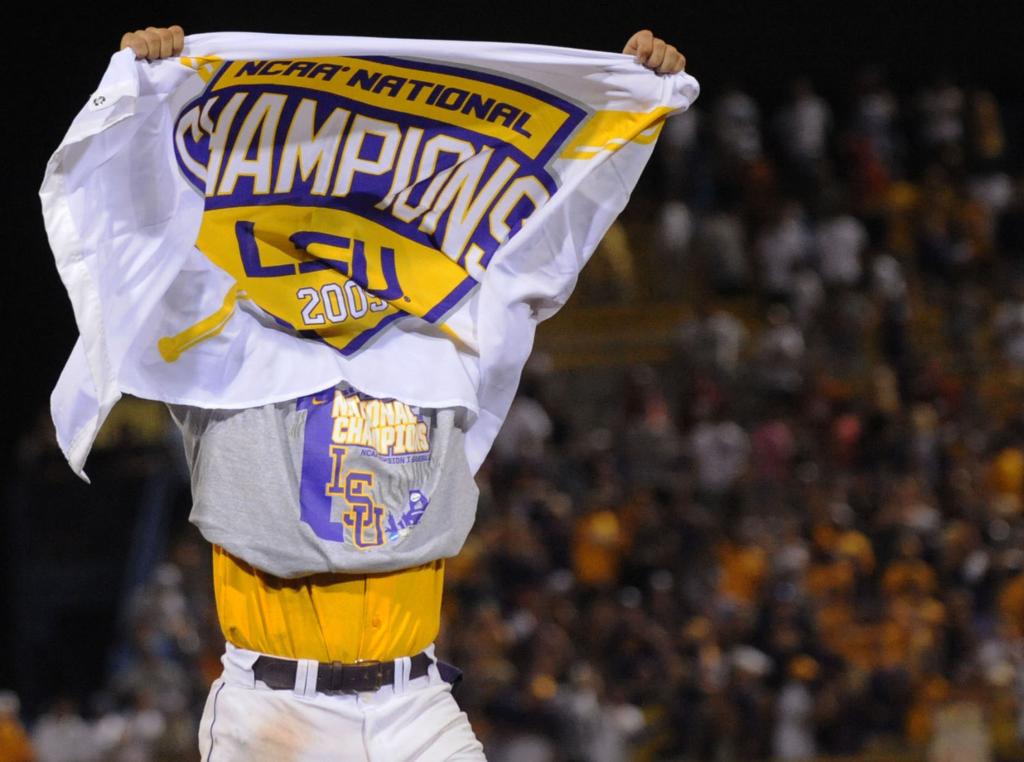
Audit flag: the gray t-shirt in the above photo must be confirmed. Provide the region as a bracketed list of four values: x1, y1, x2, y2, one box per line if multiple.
[168, 384, 479, 578]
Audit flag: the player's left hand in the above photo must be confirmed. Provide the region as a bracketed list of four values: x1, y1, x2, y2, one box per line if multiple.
[623, 30, 686, 74]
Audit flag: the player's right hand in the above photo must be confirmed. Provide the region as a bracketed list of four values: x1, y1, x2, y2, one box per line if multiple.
[120, 26, 185, 60]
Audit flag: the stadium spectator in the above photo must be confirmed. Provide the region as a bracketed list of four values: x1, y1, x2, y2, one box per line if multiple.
[0, 692, 33, 762]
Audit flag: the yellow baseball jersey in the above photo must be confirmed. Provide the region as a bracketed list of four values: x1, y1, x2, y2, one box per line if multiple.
[212, 544, 444, 662]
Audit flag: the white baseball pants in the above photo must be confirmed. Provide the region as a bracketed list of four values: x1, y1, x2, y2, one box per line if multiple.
[198, 643, 485, 761]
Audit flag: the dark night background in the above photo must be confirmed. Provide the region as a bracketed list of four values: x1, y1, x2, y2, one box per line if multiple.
[2, 0, 1022, 706]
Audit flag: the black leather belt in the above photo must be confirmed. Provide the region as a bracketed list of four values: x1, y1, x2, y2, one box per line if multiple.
[253, 651, 433, 694]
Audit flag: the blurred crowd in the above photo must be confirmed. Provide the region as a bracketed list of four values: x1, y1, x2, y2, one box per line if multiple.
[3, 71, 1024, 761]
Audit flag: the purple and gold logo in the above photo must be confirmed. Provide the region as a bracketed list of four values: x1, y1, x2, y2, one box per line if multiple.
[172, 56, 587, 356]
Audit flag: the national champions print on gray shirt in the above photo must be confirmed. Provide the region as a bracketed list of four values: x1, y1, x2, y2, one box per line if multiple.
[169, 385, 479, 578]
